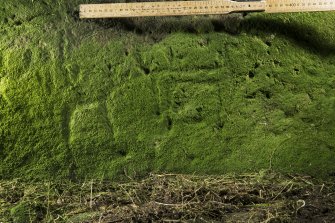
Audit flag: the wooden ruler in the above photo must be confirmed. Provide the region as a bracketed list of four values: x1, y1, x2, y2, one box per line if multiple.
[80, 0, 335, 18]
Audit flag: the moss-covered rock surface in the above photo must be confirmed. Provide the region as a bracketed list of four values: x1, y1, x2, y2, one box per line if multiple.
[0, 0, 335, 180]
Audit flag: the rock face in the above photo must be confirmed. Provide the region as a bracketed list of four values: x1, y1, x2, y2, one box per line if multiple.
[0, 0, 334, 180]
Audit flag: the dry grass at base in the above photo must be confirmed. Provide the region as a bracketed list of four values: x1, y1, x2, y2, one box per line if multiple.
[1, 171, 334, 222]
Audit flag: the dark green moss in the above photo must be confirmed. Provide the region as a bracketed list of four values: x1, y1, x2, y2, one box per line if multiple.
[0, 0, 334, 180]
[10, 202, 35, 223]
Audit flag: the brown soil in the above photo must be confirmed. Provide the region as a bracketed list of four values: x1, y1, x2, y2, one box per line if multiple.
[1, 171, 334, 222]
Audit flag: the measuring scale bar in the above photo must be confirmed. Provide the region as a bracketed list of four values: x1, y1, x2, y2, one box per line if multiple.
[80, 0, 265, 18]
[80, 0, 335, 18]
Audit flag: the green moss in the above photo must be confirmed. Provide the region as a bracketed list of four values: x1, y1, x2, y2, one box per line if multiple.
[67, 212, 100, 223]
[0, 0, 334, 180]
[10, 202, 37, 223]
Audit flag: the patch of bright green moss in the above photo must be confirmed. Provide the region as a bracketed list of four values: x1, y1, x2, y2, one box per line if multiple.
[10, 201, 39, 223]
[0, 0, 334, 180]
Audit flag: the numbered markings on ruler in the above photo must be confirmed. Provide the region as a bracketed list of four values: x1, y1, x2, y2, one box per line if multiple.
[80, 0, 335, 18]
[266, 0, 335, 12]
